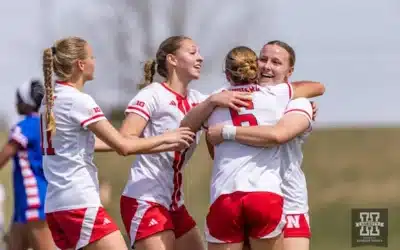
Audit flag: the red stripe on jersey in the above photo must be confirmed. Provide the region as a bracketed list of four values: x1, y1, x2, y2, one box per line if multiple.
[161, 82, 187, 99]
[170, 149, 188, 210]
[126, 106, 150, 119]
[176, 97, 192, 115]
[285, 81, 293, 99]
[284, 109, 312, 120]
[183, 99, 191, 113]
[55, 80, 75, 88]
[80, 114, 105, 127]
[177, 99, 185, 114]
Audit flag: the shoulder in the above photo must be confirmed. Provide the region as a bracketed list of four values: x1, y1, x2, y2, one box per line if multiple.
[211, 87, 228, 95]
[287, 97, 312, 108]
[188, 88, 209, 102]
[71, 92, 98, 109]
[139, 82, 162, 94]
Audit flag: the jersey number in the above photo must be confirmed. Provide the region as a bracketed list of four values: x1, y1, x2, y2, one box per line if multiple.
[40, 115, 55, 155]
[229, 100, 258, 126]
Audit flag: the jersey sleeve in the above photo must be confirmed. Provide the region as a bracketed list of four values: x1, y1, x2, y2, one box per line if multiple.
[125, 87, 157, 121]
[284, 98, 313, 123]
[9, 124, 30, 148]
[69, 94, 106, 128]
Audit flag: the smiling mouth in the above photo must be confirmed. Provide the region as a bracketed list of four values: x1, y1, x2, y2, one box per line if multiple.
[261, 73, 274, 78]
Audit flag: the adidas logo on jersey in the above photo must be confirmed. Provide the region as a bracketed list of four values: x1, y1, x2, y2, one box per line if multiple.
[169, 100, 177, 106]
[103, 218, 111, 225]
[148, 218, 158, 227]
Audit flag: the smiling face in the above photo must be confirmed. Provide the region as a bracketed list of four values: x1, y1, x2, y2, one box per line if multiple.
[168, 39, 203, 80]
[258, 44, 294, 86]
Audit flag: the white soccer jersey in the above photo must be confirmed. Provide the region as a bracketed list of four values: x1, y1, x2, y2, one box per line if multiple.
[122, 82, 207, 210]
[279, 98, 313, 214]
[207, 83, 293, 204]
[39, 81, 106, 213]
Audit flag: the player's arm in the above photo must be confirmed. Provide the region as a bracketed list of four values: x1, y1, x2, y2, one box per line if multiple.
[207, 98, 313, 147]
[94, 136, 113, 152]
[0, 141, 18, 169]
[89, 119, 194, 156]
[205, 133, 215, 160]
[180, 91, 252, 132]
[119, 113, 191, 153]
[291, 80, 325, 99]
[0, 125, 28, 169]
[235, 113, 310, 146]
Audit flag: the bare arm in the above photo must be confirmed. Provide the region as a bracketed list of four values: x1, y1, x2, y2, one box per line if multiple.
[0, 141, 18, 169]
[207, 113, 310, 148]
[88, 119, 194, 156]
[119, 113, 192, 154]
[180, 91, 252, 132]
[205, 134, 215, 160]
[94, 136, 113, 152]
[292, 81, 325, 99]
[234, 113, 310, 147]
[180, 97, 216, 133]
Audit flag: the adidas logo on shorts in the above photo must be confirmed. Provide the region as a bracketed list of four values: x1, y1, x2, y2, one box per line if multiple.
[103, 218, 111, 225]
[148, 218, 158, 227]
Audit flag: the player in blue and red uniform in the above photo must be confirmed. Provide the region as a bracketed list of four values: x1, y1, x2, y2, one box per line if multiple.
[0, 79, 54, 250]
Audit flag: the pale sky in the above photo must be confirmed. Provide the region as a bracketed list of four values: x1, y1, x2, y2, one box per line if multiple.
[1, 0, 399, 127]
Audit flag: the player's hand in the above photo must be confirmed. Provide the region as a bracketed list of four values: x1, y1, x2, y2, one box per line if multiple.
[162, 127, 195, 148]
[310, 101, 318, 121]
[206, 124, 224, 146]
[210, 91, 252, 111]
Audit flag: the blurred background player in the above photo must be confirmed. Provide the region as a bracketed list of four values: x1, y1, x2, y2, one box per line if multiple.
[119, 35, 251, 250]
[40, 36, 194, 250]
[0, 79, 54, 250]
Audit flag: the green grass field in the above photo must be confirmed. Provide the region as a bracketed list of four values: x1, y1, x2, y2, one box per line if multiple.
[1, 127, 399, 250]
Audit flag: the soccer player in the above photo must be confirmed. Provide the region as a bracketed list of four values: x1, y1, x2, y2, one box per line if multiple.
[119, 36, 251, 250]
[208, 40, 322, 250]
[0, 80, 54, 250]
[40, 36, 195, 250]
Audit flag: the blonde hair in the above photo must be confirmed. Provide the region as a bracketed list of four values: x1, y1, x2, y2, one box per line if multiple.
[225, 46, 258, 84]
[138, 36, 190, 89]
[42, 36, 88, 133]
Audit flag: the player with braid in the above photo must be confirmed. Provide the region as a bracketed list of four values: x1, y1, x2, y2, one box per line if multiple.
[40, 36, 195, 250]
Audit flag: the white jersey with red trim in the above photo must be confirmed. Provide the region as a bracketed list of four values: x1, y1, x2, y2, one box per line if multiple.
[207, 83, 293, 204]
[122, 82, 207, 210]
[279, 98, 313, 214]
[39, 82, 106, 213]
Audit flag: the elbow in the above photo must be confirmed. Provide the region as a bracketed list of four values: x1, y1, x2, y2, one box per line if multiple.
[116, 144, 130, 156]
[117, 148, 129, 156]
[271, 133, 290, 145]
[317, 83, 326, 96]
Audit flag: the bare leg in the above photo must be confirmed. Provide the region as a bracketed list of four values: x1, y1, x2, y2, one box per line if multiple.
[84, 230, 128, 250]
[175, 227, 205, 250]
[27, 220, 55, 250]
[133, 230, 175, 250]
